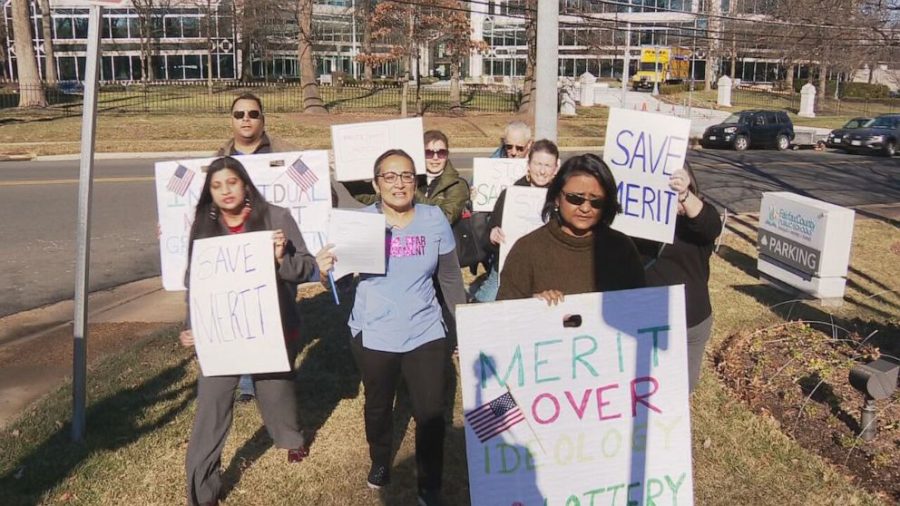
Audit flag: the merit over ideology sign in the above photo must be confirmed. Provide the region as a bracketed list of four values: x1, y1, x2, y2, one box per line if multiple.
[155, 151, 332, 291]
[603, 108, 691, 244]
[457, 287, 694, 506]
[189, 231, 288, 376]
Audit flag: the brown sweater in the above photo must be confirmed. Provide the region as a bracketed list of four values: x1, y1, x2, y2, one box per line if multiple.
[497, 218, 646, 300]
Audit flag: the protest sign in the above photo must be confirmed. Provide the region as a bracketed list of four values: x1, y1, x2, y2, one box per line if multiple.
[457, 286, 693, 506]
[471, 158, 528, 212]
[602, 108, 691, 244]
[326, 209, 387, 280]
[188, 231, 289, 376]
[331, 118, 426, 181]
[497, 186, 546, 273]
[155, 151, 331, 290]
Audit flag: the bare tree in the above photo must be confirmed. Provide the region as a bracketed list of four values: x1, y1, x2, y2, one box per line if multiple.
[132, 0, 171, 82]
[517, 0, 536, 115]
[11, 0, 47, 107]
[357, 0, 374, 84]
[193, 0, 216, 93]
[37, 0, 56, 84]
[0, 10, 10, 80]
[298, 0, 326, 112]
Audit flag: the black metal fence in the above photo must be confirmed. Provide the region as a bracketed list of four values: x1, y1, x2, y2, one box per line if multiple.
[730, 86, 900, 117]
[0, 81, 520, 115]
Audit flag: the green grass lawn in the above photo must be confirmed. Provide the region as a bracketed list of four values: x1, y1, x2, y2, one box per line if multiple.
[0, 216, 896, 505]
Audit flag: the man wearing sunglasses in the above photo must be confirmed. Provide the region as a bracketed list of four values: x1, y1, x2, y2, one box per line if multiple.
[490, 120, 533, 159]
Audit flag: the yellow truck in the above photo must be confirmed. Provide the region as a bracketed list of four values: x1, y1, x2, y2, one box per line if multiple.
[631, 47, 691, 91]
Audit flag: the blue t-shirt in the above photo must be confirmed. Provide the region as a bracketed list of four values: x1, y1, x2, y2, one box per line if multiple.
[349, 204, 456, 352]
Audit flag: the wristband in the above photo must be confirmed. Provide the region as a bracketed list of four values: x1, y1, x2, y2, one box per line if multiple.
[678, 192, 689, 203]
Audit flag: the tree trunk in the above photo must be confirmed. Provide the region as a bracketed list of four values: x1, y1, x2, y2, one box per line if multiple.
[298, 0, 326, 113]
[705, 0, 722, 91]
[518, 0, 536, 114]
[205, 0, 213, 94]
[818, 63, 827, 99]
[785, 63, 795, 92]
[449, 55, 462, 115]
[11, 0, 47, 107]
[37, 0, 56, 84]
[360, 0, 373, 85]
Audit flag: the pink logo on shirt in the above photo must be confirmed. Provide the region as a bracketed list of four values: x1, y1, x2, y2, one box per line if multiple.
[389, 235, 426, 257]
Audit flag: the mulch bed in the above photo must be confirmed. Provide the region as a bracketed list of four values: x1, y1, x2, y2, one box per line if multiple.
[714, 318, 899, 502]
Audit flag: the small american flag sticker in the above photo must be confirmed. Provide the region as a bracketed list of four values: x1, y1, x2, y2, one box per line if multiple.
[465, 392, 525, 443]
[166, 164, 194, 196]
[287, 156, 319, 192]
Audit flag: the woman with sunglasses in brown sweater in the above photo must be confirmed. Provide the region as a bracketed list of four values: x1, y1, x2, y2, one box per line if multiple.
[497, 154, 645, 303]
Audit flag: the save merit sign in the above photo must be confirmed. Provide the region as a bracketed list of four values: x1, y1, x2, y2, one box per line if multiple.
[756, 192, 855, 300]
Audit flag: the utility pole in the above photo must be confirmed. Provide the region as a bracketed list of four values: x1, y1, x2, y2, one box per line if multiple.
[621, 22, 631, 107]
[534, 0, 558, 141]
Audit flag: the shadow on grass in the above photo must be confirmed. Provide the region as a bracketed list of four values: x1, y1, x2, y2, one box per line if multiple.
[0, 355, 195, 505]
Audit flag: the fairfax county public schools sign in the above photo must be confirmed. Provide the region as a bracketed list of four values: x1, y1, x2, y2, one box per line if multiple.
[757, 192, 855, 299]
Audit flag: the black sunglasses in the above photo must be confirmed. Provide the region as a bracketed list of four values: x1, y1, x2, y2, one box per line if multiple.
[425, 149, 449, 159]
[232, 110, 262, 120]
[505, 143, 527, 153]
[563, 192, 604, 209]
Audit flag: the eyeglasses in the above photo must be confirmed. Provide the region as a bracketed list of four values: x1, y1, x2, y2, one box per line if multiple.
[505, 144, 527, 153]
[563, 192, 605, 209]
[376, 172, 416, 184]
[232, 110, 262, 120]
[425, 149, 449, 159]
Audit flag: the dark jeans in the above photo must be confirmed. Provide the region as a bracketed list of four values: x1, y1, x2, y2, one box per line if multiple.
[350, 336, 447, 491]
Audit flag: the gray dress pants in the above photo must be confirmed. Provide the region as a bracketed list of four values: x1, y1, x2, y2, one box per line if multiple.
[185, 363, 305, 505]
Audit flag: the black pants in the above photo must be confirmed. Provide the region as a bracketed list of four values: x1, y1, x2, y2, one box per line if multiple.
[350, 336, 447, 491]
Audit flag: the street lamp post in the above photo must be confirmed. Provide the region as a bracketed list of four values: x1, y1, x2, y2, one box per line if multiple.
[652, 45, 660, 96]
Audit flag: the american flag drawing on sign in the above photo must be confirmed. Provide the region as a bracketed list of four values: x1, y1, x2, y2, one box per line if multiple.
[287, 156, 319, 192]
[465, 392, 525, 443]
[166, 164, 195, 196]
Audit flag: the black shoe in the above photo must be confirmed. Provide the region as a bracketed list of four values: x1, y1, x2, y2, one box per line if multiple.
[417, 488, 444, 506]
[236, 393, 254, 403]
[366, 464, 390, 490]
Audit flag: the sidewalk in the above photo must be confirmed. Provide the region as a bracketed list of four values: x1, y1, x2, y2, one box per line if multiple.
[0, 277, 184, 427]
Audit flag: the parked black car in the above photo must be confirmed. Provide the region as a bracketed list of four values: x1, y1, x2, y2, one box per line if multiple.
[836, 114, 900, 156]
[700, 110, 795, 151]
[826, 117, 873, 149]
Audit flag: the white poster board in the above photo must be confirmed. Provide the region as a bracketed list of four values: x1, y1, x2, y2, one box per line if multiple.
[155, 151, 332, 291]
[326, 209, 387, 280]
[331, 118, 426, 181]
[498, 186, 547, 273]
[603, 108, 691, 244]
[188, 231, 289, 376]
[471, 158, 528, 212]
[457, 287, 694, 506]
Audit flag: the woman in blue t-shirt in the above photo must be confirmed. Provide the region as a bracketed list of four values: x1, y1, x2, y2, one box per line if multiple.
[315, 149, 465, 506]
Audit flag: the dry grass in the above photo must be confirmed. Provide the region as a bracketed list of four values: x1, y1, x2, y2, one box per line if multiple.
[0, 217, 897, 505]
[0, 109, 606, 157]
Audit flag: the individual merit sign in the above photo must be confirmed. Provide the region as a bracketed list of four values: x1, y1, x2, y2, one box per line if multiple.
[456, 287, 694, 506]
[603, 108, 691, 244]
[189, 231, 289, 376]
[155, 151, 331, 290]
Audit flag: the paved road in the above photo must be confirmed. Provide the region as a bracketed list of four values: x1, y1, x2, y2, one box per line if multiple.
[1, 148, 897, 317]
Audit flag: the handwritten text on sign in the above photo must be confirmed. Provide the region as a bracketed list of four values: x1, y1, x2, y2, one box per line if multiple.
[331, 117, 426, 181]
[456, 287, 694, 506]
[189, 231, 289, 377]
[498, 186, 546, 274]
[603, 108, 691, 244]
[472, 158, 528, 212]
[155, 151, 331, 291]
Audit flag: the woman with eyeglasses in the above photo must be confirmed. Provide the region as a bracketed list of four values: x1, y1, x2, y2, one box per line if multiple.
[315, 149, 465, 506]
[178, 156, 317, 506]
[355, 130, 469, 227]
[633, 161, 721, 392]
[497, 154, 645, 303]
[473, 139, 560, 303]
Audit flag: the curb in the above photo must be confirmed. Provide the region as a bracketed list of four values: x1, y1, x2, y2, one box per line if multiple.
[0, 152, 37, 162]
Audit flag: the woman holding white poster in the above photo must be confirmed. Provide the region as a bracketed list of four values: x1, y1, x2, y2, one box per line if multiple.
[315, 149, 466, 506]
[634, 161, 722, 392]
[473, 139, 560, 302]
[177, 156, 319, 506]
[497, 154, 646, 302]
